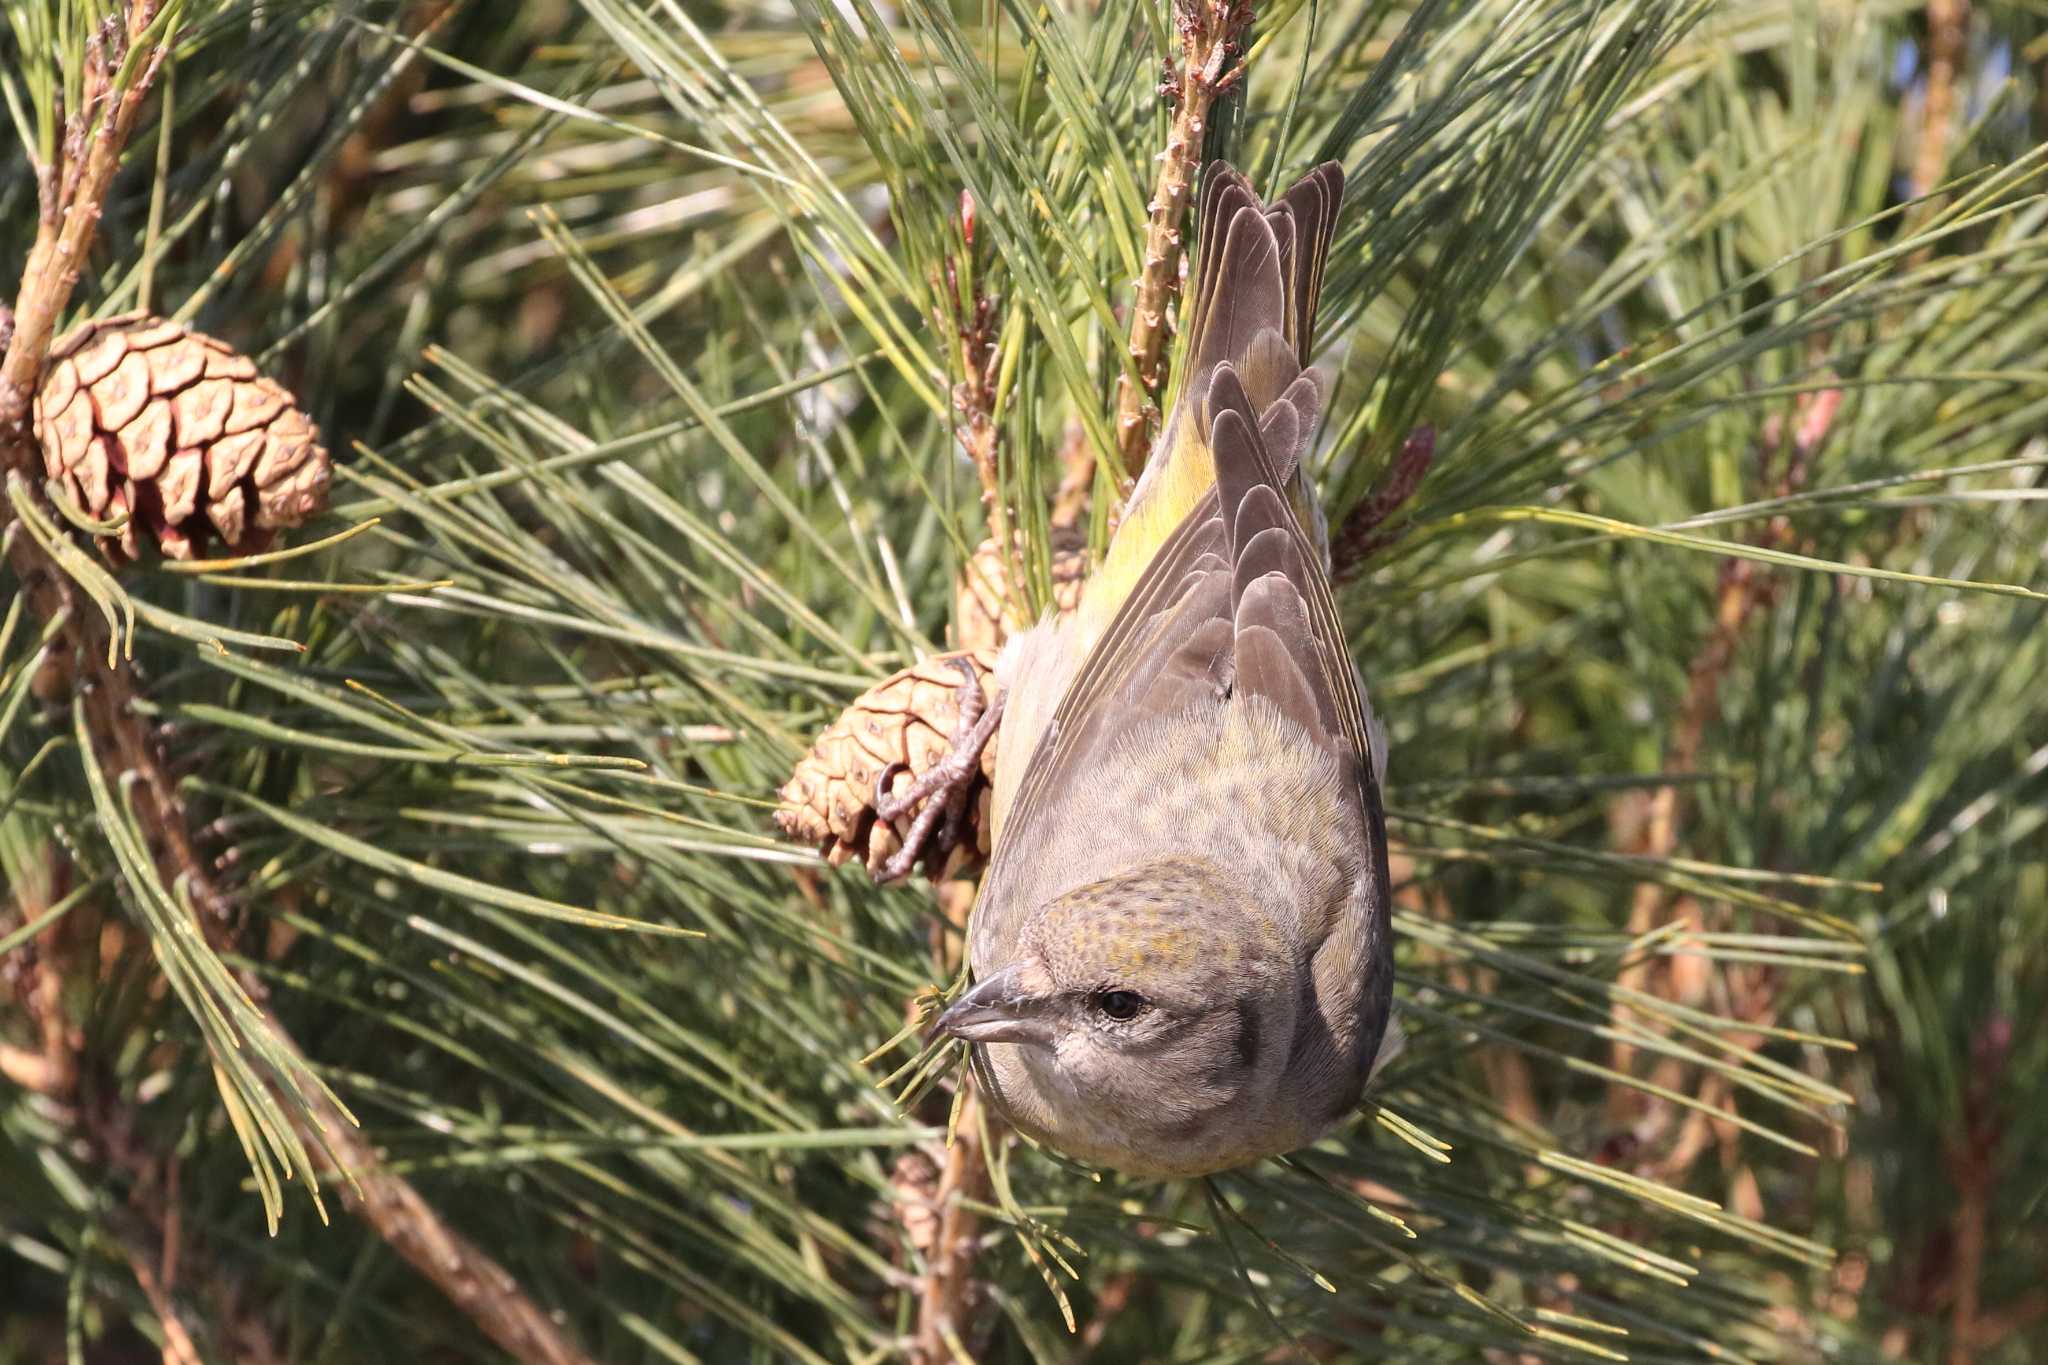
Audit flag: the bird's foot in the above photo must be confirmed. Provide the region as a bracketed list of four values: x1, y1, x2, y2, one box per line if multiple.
[870, 657, 1005, 883]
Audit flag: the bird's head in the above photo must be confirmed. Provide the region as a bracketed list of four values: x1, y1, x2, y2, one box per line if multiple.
[939, 858, 1374, 1177]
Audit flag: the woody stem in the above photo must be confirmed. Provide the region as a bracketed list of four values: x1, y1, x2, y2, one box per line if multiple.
[1110, 0, 1251, 499]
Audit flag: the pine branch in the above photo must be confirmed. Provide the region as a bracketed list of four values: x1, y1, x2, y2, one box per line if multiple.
[9, 265, 603, 1365]
[904, 838, 999, 1361]
[2, 18, 187, 897]
[0, 11, 596, 1362]
[0, 847, 75, 1099]
[937, 191, 1018, 576]
[911, 1084, 994, 1364]
[119, 1229, 211, 1365]
[1943, 1014, 2010, 1365]
[1912, 0, 1969, 202]
[276, 1031, 600, 1365]
[1050, 416, 1096, 531]
[0, 6, 166, 441]
[1, 859, 289, 1364]
[1606, 386, 1840, 1145]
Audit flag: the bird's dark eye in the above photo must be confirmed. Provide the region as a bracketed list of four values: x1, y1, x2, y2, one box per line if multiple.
[1093, 990, 1147, 1021]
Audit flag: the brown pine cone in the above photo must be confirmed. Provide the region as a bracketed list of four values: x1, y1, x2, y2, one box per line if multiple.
[775, 649, 998, 880]
[953, 526, 1088, 654]
[32, 313, 331, 562]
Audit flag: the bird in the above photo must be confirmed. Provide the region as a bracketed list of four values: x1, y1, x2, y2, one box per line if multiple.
[933, 160, 1399, 1178]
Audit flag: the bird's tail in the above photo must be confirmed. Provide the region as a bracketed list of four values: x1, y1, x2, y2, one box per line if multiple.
[1079, 161, 1345, 648]
[990, 163, 1349, 844]
[1170, 159, 1342, 463]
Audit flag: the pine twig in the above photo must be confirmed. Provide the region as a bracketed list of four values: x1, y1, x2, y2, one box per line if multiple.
[1111, 0, 1253, 493]
[939, 192, 1004, 526]
[937, 191, 1029, 629]
[1050, 416, 1096, 530]
[1075, 1270, 1143, 1358]
[1409, 858, 1544, 1141]
[272, 1033, 599, 1365]
[1943, 1013, 2010, 1365]
[109, 1192, 295, 1365]
[908, 853, 996, 1363]
[0, 850, 77, 1100]
[6, 248, 606, 1365]
[114, 1218, 208, 1365]
[0, 8, 165, 438]
[1912, 0, 1969, 203]
[910, 1084, 993, 1365]
[0, 12, 598, 1364]
[2, 20, 193, 923]
[899, 205, 1046, 1348]
[2, 865, 291, 1365]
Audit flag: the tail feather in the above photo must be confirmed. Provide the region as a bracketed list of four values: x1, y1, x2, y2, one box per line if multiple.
[1175, 160, 1342, 438]
[1274, 163, 1343, 362]
[1209, 364, 1347, 752]
[1080, 161, 1347, 654]
[1256, 368, 1327, 479]
[1180, 200, 1289, 423]
[1187, 167, 1267, 359]
[1154, 159, 1344, 505]
[1186, 161, 1341, 376]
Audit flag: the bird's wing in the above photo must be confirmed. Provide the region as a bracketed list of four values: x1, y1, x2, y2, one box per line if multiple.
[993, 363, 1375, 864]
[988, 161, 1345, 844]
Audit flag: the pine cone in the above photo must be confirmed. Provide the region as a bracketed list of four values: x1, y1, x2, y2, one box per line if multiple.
[32, 313, 331, 562]
[953, 527, 1088, 654]
[775, 649, 998, 879]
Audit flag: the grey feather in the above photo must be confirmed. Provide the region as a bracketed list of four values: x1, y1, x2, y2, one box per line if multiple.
[1264, 370, 1327, 480]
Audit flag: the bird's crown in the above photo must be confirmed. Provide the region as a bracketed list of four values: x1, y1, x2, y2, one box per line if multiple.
[1026, 859, 1287, 1003]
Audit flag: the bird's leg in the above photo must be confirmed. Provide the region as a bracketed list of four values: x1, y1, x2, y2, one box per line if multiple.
[871, 657, 1006, 883]
[872, 776, 960, 885]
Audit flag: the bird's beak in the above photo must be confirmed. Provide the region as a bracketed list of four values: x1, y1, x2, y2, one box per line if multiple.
[936, 964, 1054, 1048]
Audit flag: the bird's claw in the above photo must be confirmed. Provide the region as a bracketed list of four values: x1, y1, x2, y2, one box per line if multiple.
[870, 657, 1005, 883]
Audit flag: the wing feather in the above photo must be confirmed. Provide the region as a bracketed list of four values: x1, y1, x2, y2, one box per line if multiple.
[989, 161, 1370, 868]
[996, 382, 1377, 859]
